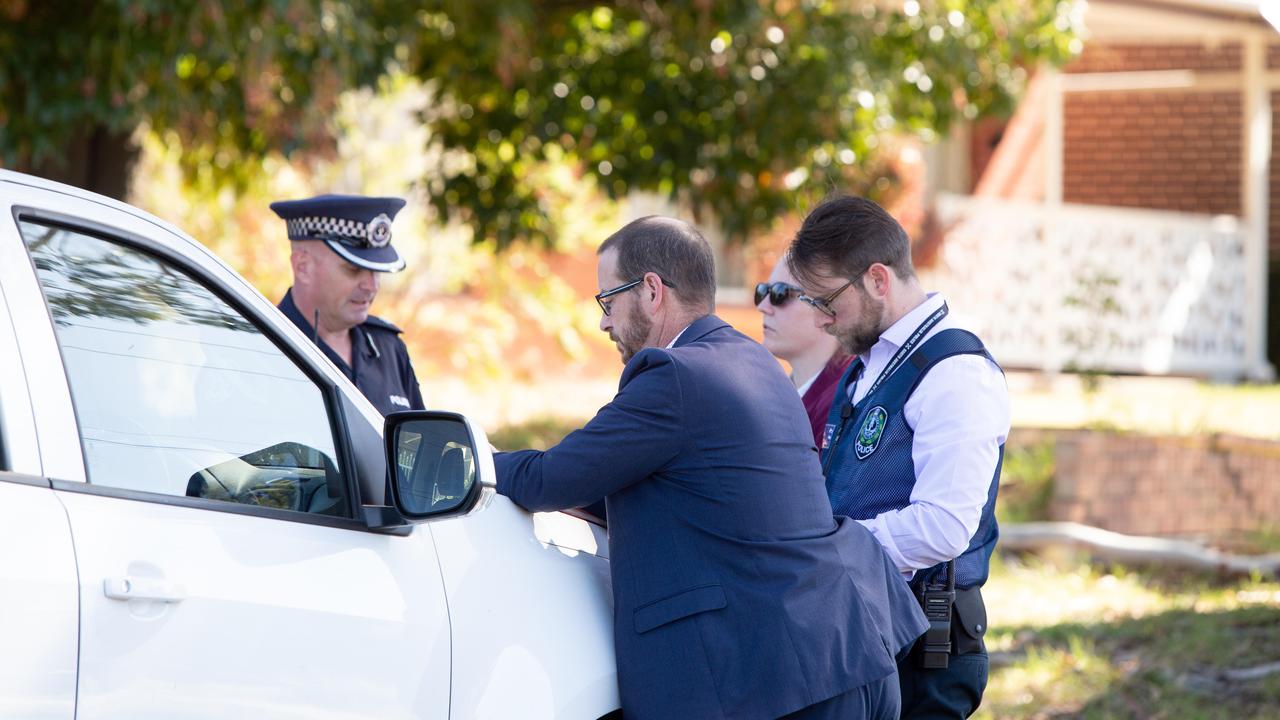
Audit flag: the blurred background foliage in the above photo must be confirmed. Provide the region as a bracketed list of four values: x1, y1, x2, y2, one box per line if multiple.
[1, 0, 1081, 246]
[416, 0, 1081, 247]
[0, 0, 1081, 413]
[129, 70, 616, 389]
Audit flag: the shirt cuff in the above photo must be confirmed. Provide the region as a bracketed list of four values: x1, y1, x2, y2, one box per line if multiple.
[855, 516, 916, 580]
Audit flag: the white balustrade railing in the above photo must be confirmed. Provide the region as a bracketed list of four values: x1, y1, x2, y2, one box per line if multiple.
[922, 193, 1258, 379]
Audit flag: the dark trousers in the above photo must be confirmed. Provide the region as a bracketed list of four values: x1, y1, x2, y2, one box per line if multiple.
[897, 640, 988, 719]
[779, 671, 900, 720]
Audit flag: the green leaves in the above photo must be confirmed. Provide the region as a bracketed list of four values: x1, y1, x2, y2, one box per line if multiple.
[412, 0, 1080, 248]
[0, 1, 417, 188]
[0, 0, 1080, 247]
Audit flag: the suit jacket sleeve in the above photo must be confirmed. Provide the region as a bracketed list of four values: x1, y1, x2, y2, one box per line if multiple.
[494, 349, 684, 512]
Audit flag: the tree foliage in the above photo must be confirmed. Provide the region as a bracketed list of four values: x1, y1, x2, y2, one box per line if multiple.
[0, 0, 1081, 246]
[0, 0, 416, 186]
[415, 0, 1081, 246]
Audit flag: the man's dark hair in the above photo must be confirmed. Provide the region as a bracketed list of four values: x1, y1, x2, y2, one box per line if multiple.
[598, 216, 716, 312]
[787, 195, 915, 286]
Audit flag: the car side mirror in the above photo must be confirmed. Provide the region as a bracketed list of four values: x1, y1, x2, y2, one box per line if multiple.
[384, 411, 490, 519]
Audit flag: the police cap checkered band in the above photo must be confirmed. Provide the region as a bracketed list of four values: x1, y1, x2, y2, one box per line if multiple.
[269, 194, 407, 272]
[284, 213, 394, 248]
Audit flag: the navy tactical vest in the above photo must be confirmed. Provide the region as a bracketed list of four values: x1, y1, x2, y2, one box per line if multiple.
[820, 328, 1003, 590]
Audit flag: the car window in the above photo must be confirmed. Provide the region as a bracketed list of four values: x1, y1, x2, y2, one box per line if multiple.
[20, 219, 350, 518]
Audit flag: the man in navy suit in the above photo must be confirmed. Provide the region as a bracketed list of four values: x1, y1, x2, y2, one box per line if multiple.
[495, 216, 927, 719]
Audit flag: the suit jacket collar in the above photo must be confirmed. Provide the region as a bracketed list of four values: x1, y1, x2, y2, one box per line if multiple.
[672, 314, 728, 348]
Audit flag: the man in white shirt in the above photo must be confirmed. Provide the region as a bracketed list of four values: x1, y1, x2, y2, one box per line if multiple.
[786, 195, 1010, 719]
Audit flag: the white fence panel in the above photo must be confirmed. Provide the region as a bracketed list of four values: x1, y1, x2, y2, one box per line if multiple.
[923, 194, 1249, 378]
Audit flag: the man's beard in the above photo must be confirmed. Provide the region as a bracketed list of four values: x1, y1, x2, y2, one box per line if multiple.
[833, 294, 885, 357]
[613, 301, 653, 364]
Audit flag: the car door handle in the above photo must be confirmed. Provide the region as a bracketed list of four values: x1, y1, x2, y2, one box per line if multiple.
[103, 577, 186, 603]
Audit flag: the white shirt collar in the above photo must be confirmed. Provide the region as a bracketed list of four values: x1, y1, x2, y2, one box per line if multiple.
[666, 324, 691, 349]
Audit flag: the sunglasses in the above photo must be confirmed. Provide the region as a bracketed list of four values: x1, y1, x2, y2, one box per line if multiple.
[754, 282, 804, 307]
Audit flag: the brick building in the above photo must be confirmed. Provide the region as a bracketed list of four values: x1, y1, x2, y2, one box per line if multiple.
[923, 0, 1280, 380]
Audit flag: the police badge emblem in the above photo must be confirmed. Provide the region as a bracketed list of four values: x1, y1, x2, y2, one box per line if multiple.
[854, 406, 888, 460]
[366, 213, 393, 248]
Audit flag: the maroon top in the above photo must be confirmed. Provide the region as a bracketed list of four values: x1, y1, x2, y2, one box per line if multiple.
[801, 354, 855, 448]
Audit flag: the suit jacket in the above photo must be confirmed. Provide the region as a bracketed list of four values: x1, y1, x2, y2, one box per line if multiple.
[495, 315, 927, 720]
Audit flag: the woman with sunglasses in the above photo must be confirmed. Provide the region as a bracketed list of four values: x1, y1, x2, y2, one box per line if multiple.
[755, 255, 854, 448]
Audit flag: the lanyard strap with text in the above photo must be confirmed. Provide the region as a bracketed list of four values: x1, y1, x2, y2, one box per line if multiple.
[858, 302, 949, 399]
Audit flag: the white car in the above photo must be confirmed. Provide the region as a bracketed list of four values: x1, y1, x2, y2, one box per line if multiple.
[0, 170, 619, 719]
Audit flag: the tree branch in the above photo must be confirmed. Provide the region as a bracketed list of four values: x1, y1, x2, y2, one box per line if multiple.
[1000, 522, 1280, 577]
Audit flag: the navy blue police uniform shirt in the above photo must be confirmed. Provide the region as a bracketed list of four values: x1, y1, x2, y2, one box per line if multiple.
[279, 289, 424, 415]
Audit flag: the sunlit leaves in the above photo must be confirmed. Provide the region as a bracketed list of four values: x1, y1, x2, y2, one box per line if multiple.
[0, 1, 418, 188]
[414, 0, 1081, 248]
[0, 0, 1081, 248]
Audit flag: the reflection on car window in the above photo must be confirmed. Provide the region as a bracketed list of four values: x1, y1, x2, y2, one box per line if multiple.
[21, 221, 349, 518]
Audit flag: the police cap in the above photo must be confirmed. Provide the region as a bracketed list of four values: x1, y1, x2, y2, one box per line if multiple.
[270, 194, 407, 273]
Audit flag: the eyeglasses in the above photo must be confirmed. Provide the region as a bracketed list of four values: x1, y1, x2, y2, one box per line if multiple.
[799, 279, 855, 318]
[596, 276, 677, 316]
[754, 282, 803, 308]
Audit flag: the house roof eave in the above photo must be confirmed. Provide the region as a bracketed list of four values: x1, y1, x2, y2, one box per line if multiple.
[1085, 0, 1279, 41]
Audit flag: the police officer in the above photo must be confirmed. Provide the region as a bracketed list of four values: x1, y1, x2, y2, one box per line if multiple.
[786, 195, 1010, 719]
[270, 194, 424, 416]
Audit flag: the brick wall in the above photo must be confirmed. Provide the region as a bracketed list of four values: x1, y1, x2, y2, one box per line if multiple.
[1067, 42, 1242, 73]
[1009, 429, 1280, 537]
[1058, 42, 1280, 256]
[1062, 91, 1242, 215]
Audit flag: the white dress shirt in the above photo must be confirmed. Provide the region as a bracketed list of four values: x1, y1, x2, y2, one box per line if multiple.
[848, 292, 1010, 577]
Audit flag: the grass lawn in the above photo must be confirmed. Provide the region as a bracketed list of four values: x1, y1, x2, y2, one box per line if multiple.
[979, 553, 1280, 719]
[1007, 372, 1280, 441]
[484, 372, 1280, 445]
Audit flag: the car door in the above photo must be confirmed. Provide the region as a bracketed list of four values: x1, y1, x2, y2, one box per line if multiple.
[0, 229, 78, 720]
[5, 188, 451, 720]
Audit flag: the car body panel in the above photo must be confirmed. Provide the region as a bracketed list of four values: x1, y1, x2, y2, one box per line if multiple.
[59, 489, 452, 720]
[0, 170, 620, 719]
[0, 479, 78, 720]
[0, 247, 40, 475]
[422, 414, 618, 719]
[0, 183, 88, 481]
[431, 500, 617, 720]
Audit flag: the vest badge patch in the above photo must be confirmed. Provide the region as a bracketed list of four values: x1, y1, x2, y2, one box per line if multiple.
[854, 406, 888, 460]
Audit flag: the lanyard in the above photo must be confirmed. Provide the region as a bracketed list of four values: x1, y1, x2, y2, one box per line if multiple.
[853, 301, 949, 402]
[822, 301, 948, 474]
